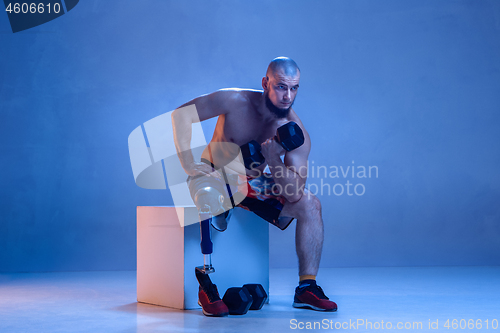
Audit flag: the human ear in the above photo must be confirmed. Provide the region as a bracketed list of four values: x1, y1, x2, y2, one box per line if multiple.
[262, 76, 268, 90]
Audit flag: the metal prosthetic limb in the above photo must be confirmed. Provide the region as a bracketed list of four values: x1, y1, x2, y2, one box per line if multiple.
[193, 186, 225, 276]
[196, 205, 215, 274]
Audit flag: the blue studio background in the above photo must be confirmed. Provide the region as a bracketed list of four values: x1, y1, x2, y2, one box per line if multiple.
[1, 0, 499, 272]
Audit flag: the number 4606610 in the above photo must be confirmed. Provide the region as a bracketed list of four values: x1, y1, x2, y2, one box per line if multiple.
[5, 2, 61, 14]
[443, 319, 498, 330]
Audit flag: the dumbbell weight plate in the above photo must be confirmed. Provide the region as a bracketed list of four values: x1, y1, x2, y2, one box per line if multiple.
[275, 121, 305, 152]
[222, 287, 253, 315]
[243, 284, 268, 310]
[240, 140, 265, 169]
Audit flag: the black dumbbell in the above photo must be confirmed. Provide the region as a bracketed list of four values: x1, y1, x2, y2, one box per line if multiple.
[222, 284, 268, 314]
[243, 284, 268, 310]
[241, 140, 264, 170]
[222, 287, 253, 315]
[275, 121, 305, 152]
[241, 121, 305, 169]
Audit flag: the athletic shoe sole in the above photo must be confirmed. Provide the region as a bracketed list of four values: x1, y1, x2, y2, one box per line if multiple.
[293, 301, 337, 312]
[198, 299, 228, 317]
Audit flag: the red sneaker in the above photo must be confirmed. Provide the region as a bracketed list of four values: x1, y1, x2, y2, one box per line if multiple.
[198, 283, 229, 317]
[293, 280, 337, 311]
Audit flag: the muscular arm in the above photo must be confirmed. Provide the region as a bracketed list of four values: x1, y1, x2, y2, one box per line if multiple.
[171, 90, 239, 175]
[261, 124, 311, 203]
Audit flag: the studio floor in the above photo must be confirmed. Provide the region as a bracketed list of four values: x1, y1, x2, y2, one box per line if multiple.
[1, 267, 499, 333]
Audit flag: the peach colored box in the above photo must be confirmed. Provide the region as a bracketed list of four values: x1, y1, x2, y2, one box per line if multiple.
[137, 206, 269, 310]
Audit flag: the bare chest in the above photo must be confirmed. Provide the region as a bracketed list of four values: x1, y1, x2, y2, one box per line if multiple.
[220, 111, 287, 146]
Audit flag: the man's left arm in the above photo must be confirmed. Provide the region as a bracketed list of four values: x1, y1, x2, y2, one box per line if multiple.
[261, 128, 311, 203]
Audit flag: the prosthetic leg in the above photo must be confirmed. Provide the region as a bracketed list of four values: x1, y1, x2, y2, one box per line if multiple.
[191, 183, 230, 316]
[191, 173, 232, 274]
[196, 205, 215, 274]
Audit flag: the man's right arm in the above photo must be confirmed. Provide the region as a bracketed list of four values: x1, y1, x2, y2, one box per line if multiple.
[171, 90, 237, 176]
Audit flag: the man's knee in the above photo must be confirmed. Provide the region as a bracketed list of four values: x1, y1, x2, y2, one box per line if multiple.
[287, 189, 321, 218]
[301, 188, 321, 211]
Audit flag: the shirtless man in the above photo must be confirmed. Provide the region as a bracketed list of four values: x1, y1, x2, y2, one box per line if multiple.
[172, 57, 337, 316]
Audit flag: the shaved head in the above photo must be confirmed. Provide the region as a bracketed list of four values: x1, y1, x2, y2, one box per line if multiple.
[266, 57, 300, 78]
[262, 57, 301, 118]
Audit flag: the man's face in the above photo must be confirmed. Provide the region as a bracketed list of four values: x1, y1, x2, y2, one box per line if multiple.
[263, 69, 300, 118]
